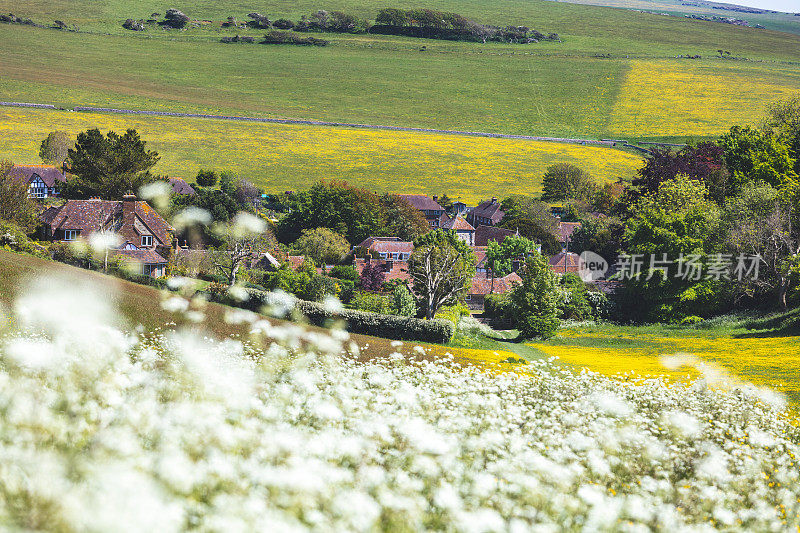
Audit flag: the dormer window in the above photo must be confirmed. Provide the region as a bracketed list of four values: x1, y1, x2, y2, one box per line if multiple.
[63, 230, 78, 241]
[141, 235, 153, 247]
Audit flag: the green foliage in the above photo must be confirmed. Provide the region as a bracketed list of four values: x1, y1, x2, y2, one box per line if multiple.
[484, 293, 514, 327]
[718, 125, 798, 193]
[351, 290, 391, 314]
[765, 96, 800, 176]
[381, 194, 431, 241]
[62, 128, 159, 199]
[569, 217, 625, 264]
[485, 235, 537, 277]
[328, 264, 358, 281]
[390, 283, 416, 317]
[294, 227, 350, 265]
[500, 195, 559, 231]
[541, 163, 599, 203]
[38, 131, 72, 164]
[434, 303, 470, 330]
[0, 160, 40, 233]
[558, 273, 593, 320]
[0, 220, 47, 258]
[510, 253, 560, 339]
[409, 230, 476, 319]
[277, 181, 386, 245]
[195, 169, 218, 187]
[621, 176, 728, 321]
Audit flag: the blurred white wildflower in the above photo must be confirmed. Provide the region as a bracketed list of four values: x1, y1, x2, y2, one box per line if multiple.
[138, 181, 172, 212]
[227, 285, 249, 303]
[322, 295, 343, 314]
[231, 212, 267, 238]
[161, 296, 190, 314]
[88, 231, 123, 253]
[172, 207, 212, 230]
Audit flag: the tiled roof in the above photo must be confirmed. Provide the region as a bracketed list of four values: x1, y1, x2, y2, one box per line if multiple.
[470, 272, 522, 295]
[112, 248, 167, 264]
[40, 199, 174, 246]
[474, 225, 515, 247]
[9, 165, 68, 188]
[167, 177, 196, 196]
[557, 222, 582, 243]
[468, 198, 504, 222]
[440, 215, 474, 232]
[398, 194, 444, 212]
[473, 247, 487, 268]
[356, 236, 413, 255]
[549, 252, 583, 271]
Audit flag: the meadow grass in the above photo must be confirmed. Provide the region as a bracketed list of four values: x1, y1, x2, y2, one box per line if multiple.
[2, 5, 800, 142]
[609, 59, 800, 138]
[0, 107, 645, 202]
[528, 321, 800, 407]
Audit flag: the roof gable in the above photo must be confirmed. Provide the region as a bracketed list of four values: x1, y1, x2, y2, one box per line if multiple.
[9, 165, 68, 188]
[398, 194, 444, 212]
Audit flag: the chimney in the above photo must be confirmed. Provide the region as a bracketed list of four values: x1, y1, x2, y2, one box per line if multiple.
[432, 195, 438, 203]
[122, 193, 136, 226]
[491, 197, 498, 203]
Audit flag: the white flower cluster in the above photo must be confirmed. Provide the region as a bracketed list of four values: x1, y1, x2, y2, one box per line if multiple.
[0, 279, 799, 532]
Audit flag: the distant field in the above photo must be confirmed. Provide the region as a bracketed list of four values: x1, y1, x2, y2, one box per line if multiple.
[0, 107, 645, 202]
[529, 322, 800, 406]
[609, 59, 800, 137]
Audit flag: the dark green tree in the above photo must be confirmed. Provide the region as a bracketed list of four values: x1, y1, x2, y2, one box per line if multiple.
[510, 253, 560, 339]
[195, 169, 219, 187]
[541, 163, 599, 202]
[62, 128, 159, 199]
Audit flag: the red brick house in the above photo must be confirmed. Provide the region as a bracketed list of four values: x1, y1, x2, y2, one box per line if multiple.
[39, 195, 175, 276]
[10, 165, 68, 199]
[549, 252, 583, 275]
[353, 236, 413, 282]
[398, 194, 446, 228]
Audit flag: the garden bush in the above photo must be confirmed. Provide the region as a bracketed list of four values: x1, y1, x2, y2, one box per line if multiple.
[350, 291, 391, 315]
[484, 293, 515, 328]
[328, 264, 358, 281]
[261, 31, 328, 46]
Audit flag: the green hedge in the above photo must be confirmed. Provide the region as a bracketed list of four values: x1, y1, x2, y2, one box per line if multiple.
[215, 287, 454, 344]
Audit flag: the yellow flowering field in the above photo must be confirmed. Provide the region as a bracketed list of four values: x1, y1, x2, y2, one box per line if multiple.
[609, 60, 800, 137]
[529, 327, 800, 405]
[0, 107, 643, 202]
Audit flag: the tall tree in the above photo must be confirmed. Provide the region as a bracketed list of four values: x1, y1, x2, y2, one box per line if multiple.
[380, 194, 431, 241]
[408, 230, 476, 319]
[718, 125, 798, 194]
[63, 128, 160, 199]
[540, 163, 599, 202]
[0, 160, 40, 233]
[39, 131, 72, 165]
[633, 143, 729, 202]
[764, 96, 800, 176]
[485, 235, 537, 291]
[294, 227, 350, 265]
[210, 214, 276, 285]
[510, 253, 560, 339]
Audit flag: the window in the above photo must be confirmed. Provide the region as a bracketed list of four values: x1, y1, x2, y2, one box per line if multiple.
[63, 230, 77, 241]
[465, 295, 471, 301]
[141, 235, 153, 247]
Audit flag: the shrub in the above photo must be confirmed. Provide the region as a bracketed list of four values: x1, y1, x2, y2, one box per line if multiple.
[484, 293, 514, 327]
[586, 290, 612, 319]
[359, 263, 385, 291]
[329, 264, 358, 281]
[351, 291, 391, 314]
[0, 221, 48, 259]
[261, 31, 328, 46]
[273, 18, 294, 29]
[559, 273, 593, 320]
[305, 274, 339, 302]
[390, 284, 416, 317]
[434, 303, 470, 330]
[160, 9, 190, 29]
[680, 315, 704, 325]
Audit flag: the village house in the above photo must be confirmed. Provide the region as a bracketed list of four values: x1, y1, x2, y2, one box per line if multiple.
[353, 236, 413, 281]
[466, 197, 504, 227]
[39, 195, 175, 277]
[451, 201, 469, 217]
[166, 177, 196, 196]
[556, 221, 582, 250]
[466, 272, 522, 311]
[398, 194, 446, 228]
[474, 225, 515, 247]
[10, 164, 68, 199]
[440, 215, 475, 246]
[549, 251, 584, 275]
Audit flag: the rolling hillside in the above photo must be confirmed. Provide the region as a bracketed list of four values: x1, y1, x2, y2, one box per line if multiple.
[1, 0, 799, 192]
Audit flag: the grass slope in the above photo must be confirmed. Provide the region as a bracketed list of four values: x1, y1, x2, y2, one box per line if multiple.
[0, 249, 519, 366]
[0, 107, 645, 202]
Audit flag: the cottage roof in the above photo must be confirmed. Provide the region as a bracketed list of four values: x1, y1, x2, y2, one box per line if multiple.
[288, 255, 306, 270]
[398, 194, 444, 212]
[470, 272, 522, 295]
[440, 215, 474, 232]
[557, 222, 582, 244]
[357, 236, 413, 255]
[167, 177, 196, 196]
[9, 165, 68, 188]
[40, 199, 174, 245]
[112, 248, 167, 265]
[474, 225, 515, 247]
[468, 198, 505, 222]
[549, 252, 583, 270]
